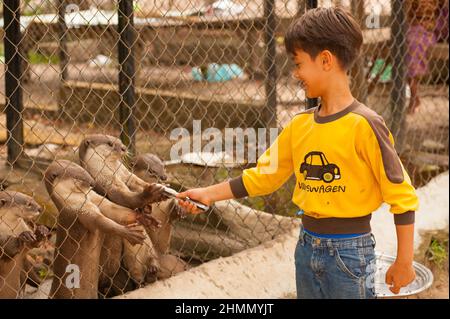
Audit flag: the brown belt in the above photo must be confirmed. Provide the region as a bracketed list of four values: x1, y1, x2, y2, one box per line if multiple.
[301, 214, 372, 234]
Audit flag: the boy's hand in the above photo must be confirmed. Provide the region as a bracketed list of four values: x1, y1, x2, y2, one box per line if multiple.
[385, 261, 416, 294]
[176, 188, 212, 215]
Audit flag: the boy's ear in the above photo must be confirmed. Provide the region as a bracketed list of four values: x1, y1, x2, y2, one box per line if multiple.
[319, 50, 333, 71]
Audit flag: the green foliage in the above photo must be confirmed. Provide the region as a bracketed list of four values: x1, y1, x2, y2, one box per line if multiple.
[38, 267, 48, 279]
[426, 237, 448, 269]
[28, 51, 60, 65]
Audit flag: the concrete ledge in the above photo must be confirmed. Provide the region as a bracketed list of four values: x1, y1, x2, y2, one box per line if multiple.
[118, 226, 300, 299]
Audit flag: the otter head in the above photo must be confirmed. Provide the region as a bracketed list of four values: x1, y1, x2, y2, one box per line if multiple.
[131, 153, 167, 183]
[79, 134, 127, 164]
[0, 191, 42, 221]
[44, 160, 95, 199]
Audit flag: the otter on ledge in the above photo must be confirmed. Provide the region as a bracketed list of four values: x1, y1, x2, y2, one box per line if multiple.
[132, 153, 190, 280]
[78, 135, 170, 295]
[44, 160, 157, 299]
[0, 191, 49, 298]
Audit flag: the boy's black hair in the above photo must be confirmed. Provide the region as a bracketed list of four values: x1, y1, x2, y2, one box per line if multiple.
[285, 7, 363, 70]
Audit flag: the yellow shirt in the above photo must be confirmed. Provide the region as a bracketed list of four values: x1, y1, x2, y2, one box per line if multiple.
[230, 100, 418, 224]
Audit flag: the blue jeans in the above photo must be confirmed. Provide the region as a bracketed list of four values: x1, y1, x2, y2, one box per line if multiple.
[295, 225, 377, 299]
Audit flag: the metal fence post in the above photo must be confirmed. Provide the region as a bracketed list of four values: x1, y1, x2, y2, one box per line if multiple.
[351, 0, 368, 104]
[390, 0, 407, 151]
[3, 0, 24, 166]
[262, 0, 278, 215]
[118, 0, 136, 155]
[306, 0, 319, 109]
[263, 0, 277, 127]
[57, 0, 69, 82]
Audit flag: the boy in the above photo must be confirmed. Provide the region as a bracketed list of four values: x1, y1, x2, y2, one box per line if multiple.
[177, 7, 418, 299]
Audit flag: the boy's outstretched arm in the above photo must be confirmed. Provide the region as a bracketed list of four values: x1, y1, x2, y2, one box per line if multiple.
[385, 223, 416, 294]
[178, 119, 295, 214]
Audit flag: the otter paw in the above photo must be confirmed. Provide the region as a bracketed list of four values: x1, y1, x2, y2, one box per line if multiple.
[144, 183, 170, 203]
[145, 265, 159, 283]
[122, 224, 145, 245]
[18, 231, 37, 245]
[141, 204, 152, 215]
[35, 225, 50, 242]
[136, 212, 162, 229]
[171, 203, 188, 221]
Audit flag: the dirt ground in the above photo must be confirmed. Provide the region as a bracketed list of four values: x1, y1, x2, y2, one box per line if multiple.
[414, 260, 449, 299]
[412, 232, 449, 299]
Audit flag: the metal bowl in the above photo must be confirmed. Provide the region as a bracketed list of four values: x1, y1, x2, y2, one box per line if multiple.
[374, 252, 434, 298]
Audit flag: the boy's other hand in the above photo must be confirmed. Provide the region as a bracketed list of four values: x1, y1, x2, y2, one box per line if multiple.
[176, 188, 212, 215]
[385, 261, 416, 294]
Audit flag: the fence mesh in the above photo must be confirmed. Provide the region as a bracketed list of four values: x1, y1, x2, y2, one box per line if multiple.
[0, 0, 448, 298]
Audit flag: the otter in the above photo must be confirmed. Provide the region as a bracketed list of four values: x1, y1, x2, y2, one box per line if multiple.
[98, 227, 160, 297]
[101, 154, 189, 295]
[78, 136, 169, 295]
[45, 160, 156, 299]
[157, 254, 189, 280]
[0, 191, 48, 298]
[131, 154, 184, 253]
[131, 154, 189, 280]
[78, 134, 168, 210]
[131, 153, 168, 183]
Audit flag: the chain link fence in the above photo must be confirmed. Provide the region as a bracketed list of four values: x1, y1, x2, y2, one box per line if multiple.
[0, 0, 448, 298]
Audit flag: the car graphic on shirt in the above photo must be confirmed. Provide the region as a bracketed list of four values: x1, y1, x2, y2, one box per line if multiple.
[299, 151, 341, 183]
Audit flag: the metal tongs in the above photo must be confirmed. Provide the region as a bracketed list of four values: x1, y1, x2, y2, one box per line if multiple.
[162, 186, 210, 212]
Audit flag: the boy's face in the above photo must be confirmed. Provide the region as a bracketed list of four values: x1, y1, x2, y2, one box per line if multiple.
[292, 49, 328, 98]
